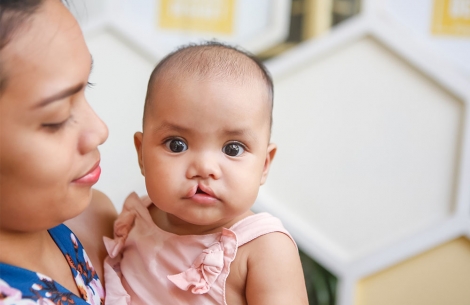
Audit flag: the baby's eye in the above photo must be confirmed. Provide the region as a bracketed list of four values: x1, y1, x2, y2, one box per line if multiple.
[165, 138, 188, 153]
[223, 143, 245, 157]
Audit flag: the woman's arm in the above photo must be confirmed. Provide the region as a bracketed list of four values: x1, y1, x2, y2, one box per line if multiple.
[65, 189, 118, 282]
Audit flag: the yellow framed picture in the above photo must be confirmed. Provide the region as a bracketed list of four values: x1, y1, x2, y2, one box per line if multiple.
[159, 0, 235, 34]
[432, 0, 470, 36]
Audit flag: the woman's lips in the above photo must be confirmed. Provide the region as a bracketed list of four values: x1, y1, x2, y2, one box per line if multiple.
[72, 162, 101, 185]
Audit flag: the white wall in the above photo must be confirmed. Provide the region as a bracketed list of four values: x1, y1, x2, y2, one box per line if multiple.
[85, 29, 155, 210]
[265, 36, 463, 259]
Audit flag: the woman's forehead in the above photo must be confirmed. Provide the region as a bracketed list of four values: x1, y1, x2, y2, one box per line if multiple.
[0, 0, 90, 107]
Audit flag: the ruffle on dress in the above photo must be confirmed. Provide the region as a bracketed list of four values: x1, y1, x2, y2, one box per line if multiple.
[104, 192, 144, 259]
[103, 192, 239, 298]
[167, 228, 237, 294]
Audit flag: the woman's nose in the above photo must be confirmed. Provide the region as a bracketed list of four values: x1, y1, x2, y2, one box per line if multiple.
[186, 151, 222, 180]
[78, 101, 109, 155]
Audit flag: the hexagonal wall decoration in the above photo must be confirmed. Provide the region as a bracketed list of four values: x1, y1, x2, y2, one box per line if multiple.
[356, 237, 470, 305]
[71, 0, 292, 61]
[255, 1, 470, 304]
[71, 1, 470, 304]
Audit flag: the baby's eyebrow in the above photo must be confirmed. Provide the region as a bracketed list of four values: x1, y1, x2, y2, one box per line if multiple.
[222, 128, 257, 142]
[153, 122, 190, 134]
[152, 123, 257, 140]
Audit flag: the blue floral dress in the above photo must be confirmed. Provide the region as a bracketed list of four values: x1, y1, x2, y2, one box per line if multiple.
[0, 224, 104, 305]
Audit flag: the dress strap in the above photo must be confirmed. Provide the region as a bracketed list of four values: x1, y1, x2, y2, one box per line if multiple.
[229, 212, 296, 247]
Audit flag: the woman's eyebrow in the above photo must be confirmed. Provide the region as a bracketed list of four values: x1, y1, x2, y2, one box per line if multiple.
[35, 83, 84, 108]
[35, 55, 93, 108]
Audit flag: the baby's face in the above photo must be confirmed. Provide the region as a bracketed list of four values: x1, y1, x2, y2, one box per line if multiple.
[135, 76, 275, 230]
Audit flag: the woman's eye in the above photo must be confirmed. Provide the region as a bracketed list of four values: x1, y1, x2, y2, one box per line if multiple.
[165, 139, 188, 153]
[42, 119, 68, 131]
[223, 143, 245, 157]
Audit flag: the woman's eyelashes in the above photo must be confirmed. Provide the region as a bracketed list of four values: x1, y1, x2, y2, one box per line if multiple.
[42, 117, 71, 131]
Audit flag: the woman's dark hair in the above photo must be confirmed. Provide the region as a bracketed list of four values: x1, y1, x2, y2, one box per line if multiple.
[0, 0, 44, 91]
[0, 0, 44, 50]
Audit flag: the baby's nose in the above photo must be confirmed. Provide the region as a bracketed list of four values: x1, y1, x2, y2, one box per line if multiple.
[186, 152, 222, 180]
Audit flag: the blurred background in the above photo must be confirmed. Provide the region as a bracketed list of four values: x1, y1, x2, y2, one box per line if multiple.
[69, 0, 470, 304]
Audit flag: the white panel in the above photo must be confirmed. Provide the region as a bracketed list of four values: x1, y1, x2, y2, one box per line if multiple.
[265, 36, 464, 258]
[108, 0, 291, 58]
[384, 0, 470, 77]
[68, 0, 108, 26]
[84, 29, 155, 211]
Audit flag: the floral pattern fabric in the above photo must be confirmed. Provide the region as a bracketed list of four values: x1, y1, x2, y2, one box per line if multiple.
[0, 224, 104, 305]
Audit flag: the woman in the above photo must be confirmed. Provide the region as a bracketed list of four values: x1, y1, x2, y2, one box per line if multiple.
[0, 0, 117, 303]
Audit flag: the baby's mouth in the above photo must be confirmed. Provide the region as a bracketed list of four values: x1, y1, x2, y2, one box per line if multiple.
[196, 187, 207, 195]
[184, 184, 217, 200]
[186, 184, 218, 204]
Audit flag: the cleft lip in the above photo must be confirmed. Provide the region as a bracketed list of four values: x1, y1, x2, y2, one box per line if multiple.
[185, 185, 198, 198]
[184, 183, 217, 199]
[197, 183, 216, 198]
[196, 187, 205, 194]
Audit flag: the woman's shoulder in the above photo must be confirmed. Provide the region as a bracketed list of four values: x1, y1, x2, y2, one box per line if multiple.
[65, 189, 117, 242]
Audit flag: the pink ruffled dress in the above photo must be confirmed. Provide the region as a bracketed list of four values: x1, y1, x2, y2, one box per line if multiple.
[103, 196, 295, 305]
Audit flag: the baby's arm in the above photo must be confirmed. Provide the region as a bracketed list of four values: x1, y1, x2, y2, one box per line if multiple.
[245, 232, 309, 305]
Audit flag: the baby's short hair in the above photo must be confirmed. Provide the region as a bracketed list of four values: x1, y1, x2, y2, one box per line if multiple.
[143, 41, 274, 129]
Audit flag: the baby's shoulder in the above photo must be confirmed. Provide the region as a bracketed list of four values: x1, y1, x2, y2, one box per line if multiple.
[242, 229, 297, 259]
[227, 230, 302, 304]
[232, 213, 298, 280]
[239, 227, 308, 304]
[231, 212, 295, 247]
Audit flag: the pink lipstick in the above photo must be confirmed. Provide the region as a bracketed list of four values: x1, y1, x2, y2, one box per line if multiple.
[73, 162, 101, 185]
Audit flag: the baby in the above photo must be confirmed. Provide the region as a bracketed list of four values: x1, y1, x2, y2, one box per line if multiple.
[104, 41, 308, 305]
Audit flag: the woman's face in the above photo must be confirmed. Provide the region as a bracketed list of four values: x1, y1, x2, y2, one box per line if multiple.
[0, 0, 108, 232]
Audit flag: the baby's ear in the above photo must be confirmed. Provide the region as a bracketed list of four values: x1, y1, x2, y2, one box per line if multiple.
[260, 143, 277, 185]
[134, 132, 145, 176]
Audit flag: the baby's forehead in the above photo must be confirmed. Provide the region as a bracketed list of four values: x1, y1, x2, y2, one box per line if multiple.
[143, 44, 273, 130]
[154, 68, 267, 92]
[157, 47, 266, 84]
[149, 72, 270, 115]
[146, 76, 272, 139]
[148, 52, 272, 109]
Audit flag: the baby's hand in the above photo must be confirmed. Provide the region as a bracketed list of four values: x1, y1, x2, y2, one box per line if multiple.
[139, 194, 151, 206]
[104, 192, 143, 258]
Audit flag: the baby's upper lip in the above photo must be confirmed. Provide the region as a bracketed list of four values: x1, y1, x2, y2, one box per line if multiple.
[185, 183, 217, 198]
